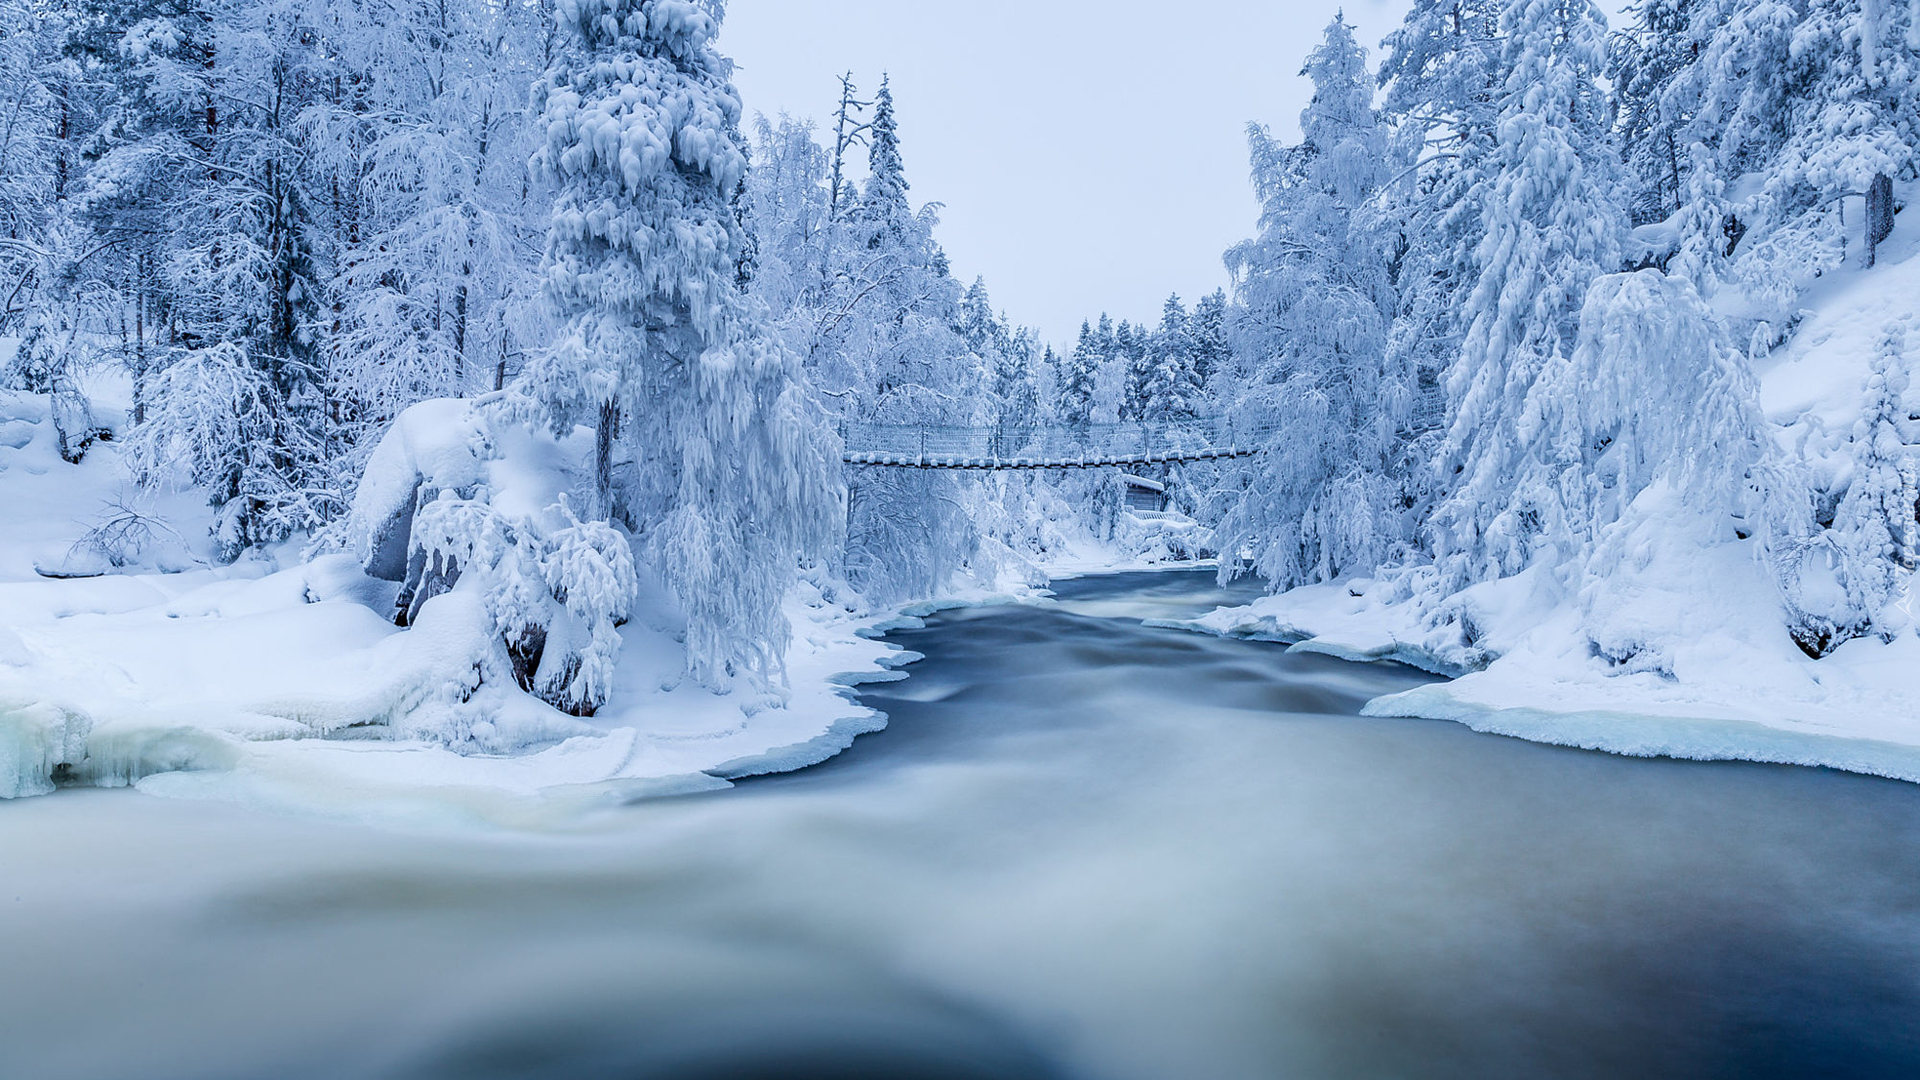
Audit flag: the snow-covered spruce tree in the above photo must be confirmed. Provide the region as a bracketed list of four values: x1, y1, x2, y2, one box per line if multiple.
[1608, 0, 1709, 226]
[1116, 320, 1148, 421]
[526, 0, 840, 687]
[1829, 321, 1919, 642]
[1140, 294, 1199, 424]
[1216, 14, 1407, 590]
[1058, 320, 1101, 429]
[1376, 0, 1506, 431]
[1190, 289, 1231, 401]
[858, 75, 909, 232]
[1427, 0, 1627, 594]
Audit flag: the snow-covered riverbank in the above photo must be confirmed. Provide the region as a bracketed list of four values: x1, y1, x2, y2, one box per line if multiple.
[0, 383, 1054, 820]
[1164, 568, 1920, 784]
[0, 546, 939, 823]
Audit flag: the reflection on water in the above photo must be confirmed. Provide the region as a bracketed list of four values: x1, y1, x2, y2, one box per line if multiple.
[4, 570, 1920, 1079]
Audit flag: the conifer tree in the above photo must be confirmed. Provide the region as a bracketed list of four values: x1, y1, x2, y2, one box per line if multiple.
[1141, 293, 1199, 422]
[1608, 0, 1707, 225]
[1059, 320, 1101, 429]
[1117, 320, 1149, 420]
[526, 0, 838, 686]
[1428, 0, 1627, 591]
[1191, 289, 1231, 399]
[860, 75, 910, 233]
[1832, 322, 1919, 638]
[1217, 14, 1406, 589]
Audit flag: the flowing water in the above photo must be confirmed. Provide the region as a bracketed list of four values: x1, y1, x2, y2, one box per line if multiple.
[4, 569, 1920, 1079]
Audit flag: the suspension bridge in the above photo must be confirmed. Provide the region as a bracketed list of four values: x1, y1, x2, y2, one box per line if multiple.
[839, 414, 1266, 470]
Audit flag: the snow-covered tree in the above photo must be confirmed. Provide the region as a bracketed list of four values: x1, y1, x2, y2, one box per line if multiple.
[324, 0, 555, 430]
[1831, 321, 1919, 639]
[1376, 0, 1506, 423]
[1526, 270, 1771, 562]
[1427, 0, 1628, 592]
[1608, 0, 1709, 225]
[1140, 294, 1199, 423]
[1190, 289, 1231, 401]
[1660, 0, 1917, 311]
[1058, 320, 1101, 428]
[526, 0, 839, 686]
[745, 73, 1017, 605]
[859, 75, 909, 232]
[92, 0, 355, 552]
[1217, 14, 1408, 589]
[1116, 319, 1148, 421]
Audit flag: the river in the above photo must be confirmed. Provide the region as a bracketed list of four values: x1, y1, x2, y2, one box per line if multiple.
[3, 569, 1918, 1079]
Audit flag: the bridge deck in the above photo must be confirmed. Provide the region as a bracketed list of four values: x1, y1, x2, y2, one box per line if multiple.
[839, 416, 1262, 471]
[842, 448, 1258, 470]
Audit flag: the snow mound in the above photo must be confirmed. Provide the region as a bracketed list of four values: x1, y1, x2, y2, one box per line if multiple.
[0, 556, 908, 821]
[0, 395, 908, 822]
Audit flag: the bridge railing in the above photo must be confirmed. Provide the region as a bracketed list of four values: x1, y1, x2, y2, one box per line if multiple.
[840, 414, 1257, 465]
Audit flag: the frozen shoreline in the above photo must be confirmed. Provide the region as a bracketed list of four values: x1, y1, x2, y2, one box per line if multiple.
[0, 554, 1051, 824]
[1162, 575, 1920, 786]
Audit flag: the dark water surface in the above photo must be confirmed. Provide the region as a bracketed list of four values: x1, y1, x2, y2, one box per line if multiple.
[4, 570, 1919, 1079]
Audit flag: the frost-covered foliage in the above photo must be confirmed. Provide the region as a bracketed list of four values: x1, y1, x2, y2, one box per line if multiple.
[742, 80, 1083, 604]
[1215, 15, 1409, 590]
[1376, 0, 1505, 425]
[1633, 0, 1920, 316]
[323, 0, 556, 432]
[525, 0, 840, 686]
[1140, 295, 1201, 422]
[0, 0, 572, 559]
[407, 492, 637, 716]
[123, 342, 334, 559]
[1428, 0, 1627, 591]
[1531, 270, 1773, 564]
[1827, 322, 1919, 641]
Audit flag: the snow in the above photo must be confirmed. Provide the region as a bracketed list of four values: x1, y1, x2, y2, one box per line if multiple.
[1171, 544, 1920, 783]
[1170, 194, 1920, 780]
[0, 393, 927, 821]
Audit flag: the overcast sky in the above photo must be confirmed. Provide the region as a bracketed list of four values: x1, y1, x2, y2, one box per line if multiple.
[719, 0, 1403, 348]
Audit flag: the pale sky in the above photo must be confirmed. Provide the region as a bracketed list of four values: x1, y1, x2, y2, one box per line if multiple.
[719, 0, 1403, 348]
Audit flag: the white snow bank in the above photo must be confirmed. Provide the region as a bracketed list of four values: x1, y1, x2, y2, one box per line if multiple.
[1169, 513, 1920, 782]
[0, 392, 917, 823]
[0, 389, 215, 580]
[0, 555, 912, 821]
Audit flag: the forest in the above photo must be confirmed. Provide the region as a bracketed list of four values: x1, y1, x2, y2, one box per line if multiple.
[8, 3, 1920, 1077]
[2, 0, 1917, 792]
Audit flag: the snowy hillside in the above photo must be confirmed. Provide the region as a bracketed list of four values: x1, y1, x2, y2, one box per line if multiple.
[1174, 184, 1920, 780]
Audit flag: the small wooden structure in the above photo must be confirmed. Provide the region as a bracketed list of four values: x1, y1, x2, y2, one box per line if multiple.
[1120, 473, 1168, 512]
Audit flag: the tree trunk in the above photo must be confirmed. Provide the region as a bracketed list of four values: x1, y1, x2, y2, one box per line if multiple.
[594, 398, 621, 520]
[133, 263, 148, 425]
[1867, 173, 1895, 267]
